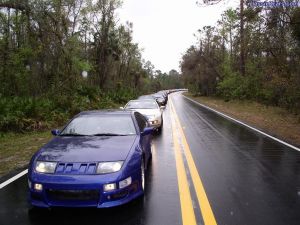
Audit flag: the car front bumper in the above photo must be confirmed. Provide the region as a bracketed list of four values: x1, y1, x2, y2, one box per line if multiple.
[28, 169, 143, 208]
[147, 118, 162, 128]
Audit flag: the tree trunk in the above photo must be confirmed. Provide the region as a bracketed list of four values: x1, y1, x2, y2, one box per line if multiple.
[240, 0, 246, 76]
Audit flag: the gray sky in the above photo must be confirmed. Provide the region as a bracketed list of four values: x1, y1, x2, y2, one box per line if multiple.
[117, 0, 239, 73]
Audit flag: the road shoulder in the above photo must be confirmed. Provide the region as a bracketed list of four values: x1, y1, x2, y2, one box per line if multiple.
[184, 93, 300, 148]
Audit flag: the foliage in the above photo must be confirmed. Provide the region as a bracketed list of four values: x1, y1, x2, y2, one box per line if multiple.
[0, 0, 182, 132]
[0, 84, 138, 132]
[181, 3, 300, 114]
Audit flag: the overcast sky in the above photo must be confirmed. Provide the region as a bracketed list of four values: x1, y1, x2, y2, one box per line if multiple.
[117, 0, 239, 73]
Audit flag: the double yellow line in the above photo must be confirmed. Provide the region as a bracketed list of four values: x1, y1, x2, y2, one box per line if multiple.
[169, 99, 217, 225]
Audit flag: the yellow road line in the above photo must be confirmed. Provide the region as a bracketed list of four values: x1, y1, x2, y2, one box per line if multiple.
[170, 99, 218, 225]
[170, 105, 197, 225]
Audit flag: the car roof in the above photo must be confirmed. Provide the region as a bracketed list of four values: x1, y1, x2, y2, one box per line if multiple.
[152, 93, 163, 97]
[138, 95, 154, 99]
[128, 99, 156, 102]
[78, 110, 133, 116]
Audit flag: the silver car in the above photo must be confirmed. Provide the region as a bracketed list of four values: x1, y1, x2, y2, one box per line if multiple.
[122, 100, 164, 132]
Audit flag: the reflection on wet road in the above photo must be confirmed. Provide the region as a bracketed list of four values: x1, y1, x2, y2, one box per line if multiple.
[1, 92, 300, 225]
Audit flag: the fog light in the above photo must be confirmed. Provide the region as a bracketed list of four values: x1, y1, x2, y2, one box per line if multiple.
[103, 183, 116, 192]
[34, 183, 43, 191]
[119, 177, 132, 189]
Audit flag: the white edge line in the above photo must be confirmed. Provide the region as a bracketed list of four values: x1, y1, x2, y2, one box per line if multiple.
[0, 169, 28, 189]
[182, 95, 300, 152]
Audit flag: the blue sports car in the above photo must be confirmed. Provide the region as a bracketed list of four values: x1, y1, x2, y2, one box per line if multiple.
[28, 110, 153, 208]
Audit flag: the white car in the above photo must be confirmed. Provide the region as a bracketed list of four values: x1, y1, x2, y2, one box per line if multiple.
[123, 100, 164, 132]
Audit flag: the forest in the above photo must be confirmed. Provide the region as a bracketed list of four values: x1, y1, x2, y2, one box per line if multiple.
[2, 0, 300, 134]
[0, 0, 182, 133]
[181, 0, 300, 114]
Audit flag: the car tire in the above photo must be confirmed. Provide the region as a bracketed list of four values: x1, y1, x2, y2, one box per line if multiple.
[149, 144, 153, 161]
[157, 117, 163, 134]
[141, 157, 145, 192]
[157, 126, 162, 133]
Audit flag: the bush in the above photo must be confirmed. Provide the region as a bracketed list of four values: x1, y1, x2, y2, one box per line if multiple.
[217, 72, 243, 100]
[217, 72, 263, 101]
[0, 85, 137, 133]
[0, 97, 57, 132]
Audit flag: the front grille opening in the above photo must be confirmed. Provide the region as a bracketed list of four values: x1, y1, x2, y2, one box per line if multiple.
[31, 192, 43, 201]
[111, 190, 128, 200]
[47, 189, 99, 201]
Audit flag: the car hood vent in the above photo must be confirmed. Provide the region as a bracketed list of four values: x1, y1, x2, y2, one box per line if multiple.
[55, 162, 97, 174]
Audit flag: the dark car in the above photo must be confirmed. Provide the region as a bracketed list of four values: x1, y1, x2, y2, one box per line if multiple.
[157, 91, 168, 102]
[151, 94, 166, 106]
[28, 110, 153, 208]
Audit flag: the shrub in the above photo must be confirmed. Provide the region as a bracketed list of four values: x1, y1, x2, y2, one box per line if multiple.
[0, 86, 137, 132]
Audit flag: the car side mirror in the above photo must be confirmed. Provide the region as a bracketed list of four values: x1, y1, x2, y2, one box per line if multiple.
[119, 107, 124, 110]
[142, 127, 153, 136]
[51, 129, 60, 136]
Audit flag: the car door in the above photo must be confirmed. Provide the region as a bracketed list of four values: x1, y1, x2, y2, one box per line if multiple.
[134, 112, 152, 166]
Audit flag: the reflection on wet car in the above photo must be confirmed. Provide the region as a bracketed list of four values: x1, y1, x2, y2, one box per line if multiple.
[28, 110, 153, 209]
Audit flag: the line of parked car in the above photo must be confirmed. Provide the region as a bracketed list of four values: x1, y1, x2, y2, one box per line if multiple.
[121, 90, 170, 132]
[27, 89, 186, 210]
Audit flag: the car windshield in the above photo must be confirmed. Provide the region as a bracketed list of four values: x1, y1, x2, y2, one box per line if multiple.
[125, 101, 158, 109]
[138, 96, 153, 99]
[60, 115, 136, 136]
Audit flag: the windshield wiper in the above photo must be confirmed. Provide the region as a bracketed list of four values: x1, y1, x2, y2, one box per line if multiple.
[92, 133, 127, 136]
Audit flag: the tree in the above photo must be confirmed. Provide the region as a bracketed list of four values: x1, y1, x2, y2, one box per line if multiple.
[197, 0, 246, 76]
[183, 0, 300, 113]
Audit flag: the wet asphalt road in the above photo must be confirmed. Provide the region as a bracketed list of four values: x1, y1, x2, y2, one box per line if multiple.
[1, 92, 300, 225]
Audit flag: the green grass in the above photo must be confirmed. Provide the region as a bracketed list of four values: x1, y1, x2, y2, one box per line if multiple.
[0, 131, 52, 177]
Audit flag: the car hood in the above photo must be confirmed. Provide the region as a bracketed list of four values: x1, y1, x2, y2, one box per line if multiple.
[36, 135, 137, 162]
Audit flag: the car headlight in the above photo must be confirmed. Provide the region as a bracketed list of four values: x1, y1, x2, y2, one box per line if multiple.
[35, 161, 57, 173]
[103, 183, 116, 192]
[97, 161, 123, 174]
[151, 120, 159, 125]
[119, 177, 132, 189]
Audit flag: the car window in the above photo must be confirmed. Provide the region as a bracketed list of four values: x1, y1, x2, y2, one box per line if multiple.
[125, 100, 159, 109]
[60, 114, 137, 136]
[138, 95, 154, 100]
[135, 113, 147, 131]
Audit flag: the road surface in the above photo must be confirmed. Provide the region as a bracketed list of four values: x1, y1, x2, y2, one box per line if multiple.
[1, 92, 300, 225]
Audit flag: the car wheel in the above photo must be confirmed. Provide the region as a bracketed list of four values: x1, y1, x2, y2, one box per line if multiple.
[149, 144, 153, 160]
[156, 118, 163, 134]
[141, 158, 145, 192]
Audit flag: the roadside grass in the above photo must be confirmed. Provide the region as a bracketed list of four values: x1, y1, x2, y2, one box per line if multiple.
[0, 102, 125, 178]
[184, 93, 300, 147]
[0, 131, 52, 177]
